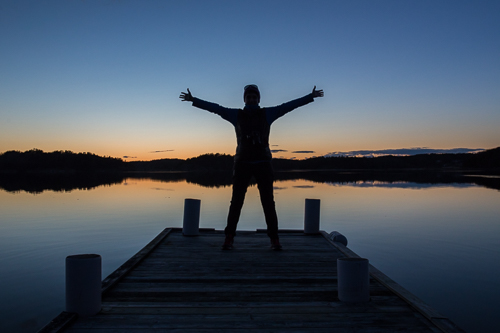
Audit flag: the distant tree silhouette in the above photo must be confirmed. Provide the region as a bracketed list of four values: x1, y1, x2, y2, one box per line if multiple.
[463, 147, 500, 168]
[0, 149, 123, 171]
[125, 153, 233, 172]
[2, 148, 499, 193]
[1, 147, 498, 173]
[184, 153, 234, 171]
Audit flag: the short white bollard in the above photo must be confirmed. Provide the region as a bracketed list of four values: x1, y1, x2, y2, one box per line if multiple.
[183, 198, 201, 236]
[337, 257, 370, 302]
[304, 198, 320, 234]
[66, 254, 102, 316]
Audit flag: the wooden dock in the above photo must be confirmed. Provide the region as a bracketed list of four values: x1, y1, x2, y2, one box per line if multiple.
[39, 228, 465, 332]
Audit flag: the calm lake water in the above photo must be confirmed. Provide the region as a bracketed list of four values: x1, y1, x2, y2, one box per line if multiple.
[1, 174, 499, 332]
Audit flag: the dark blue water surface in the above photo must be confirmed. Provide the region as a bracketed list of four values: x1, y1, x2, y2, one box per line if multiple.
[1, 177, 499, 332]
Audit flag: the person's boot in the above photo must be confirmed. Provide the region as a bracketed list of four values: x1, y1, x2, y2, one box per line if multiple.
[222, 234, 234, 250]
[270, 238, 282, 251]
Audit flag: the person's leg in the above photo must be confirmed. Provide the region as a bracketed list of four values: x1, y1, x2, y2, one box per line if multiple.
[225, 162, 252, 237]
[254, 162, 279, 240]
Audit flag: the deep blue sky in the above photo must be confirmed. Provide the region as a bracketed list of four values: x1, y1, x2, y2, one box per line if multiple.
[1, 0, 499, 160]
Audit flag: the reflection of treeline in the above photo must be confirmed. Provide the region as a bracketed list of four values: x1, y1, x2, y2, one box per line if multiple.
[130, 171, 233, 188]
[2, 169, 500, 194]
[1, 147, 499, 172]
[274, 170, 498, 188]
[0, 172, 125, 194]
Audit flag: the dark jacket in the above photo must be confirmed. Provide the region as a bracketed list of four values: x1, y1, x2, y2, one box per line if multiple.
[192, 93, 314, 162]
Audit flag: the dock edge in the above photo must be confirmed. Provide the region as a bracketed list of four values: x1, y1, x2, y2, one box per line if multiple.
[320, 230, 466, 333]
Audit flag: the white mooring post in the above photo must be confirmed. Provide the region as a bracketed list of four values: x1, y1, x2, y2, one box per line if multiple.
[183, 198, 201, 236]
[337, 257, 370, 302]
[66, 254, 102, 316]
[304, 198, 321, 234]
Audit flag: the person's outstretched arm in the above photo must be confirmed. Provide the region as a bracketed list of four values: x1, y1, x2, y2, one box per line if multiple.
[179, 88, 238, 125]
[266, 86, 324, 124]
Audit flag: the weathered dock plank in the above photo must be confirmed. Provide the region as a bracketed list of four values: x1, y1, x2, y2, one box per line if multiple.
[39, 228, 465, 332]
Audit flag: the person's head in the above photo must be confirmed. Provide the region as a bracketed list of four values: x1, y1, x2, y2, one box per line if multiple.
[244, 84, 260, 105]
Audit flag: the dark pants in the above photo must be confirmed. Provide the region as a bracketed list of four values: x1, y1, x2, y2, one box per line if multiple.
[225, 161, 279, 239]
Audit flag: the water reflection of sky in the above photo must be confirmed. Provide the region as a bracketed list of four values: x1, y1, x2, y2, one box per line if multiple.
[0, 178, 499, 333]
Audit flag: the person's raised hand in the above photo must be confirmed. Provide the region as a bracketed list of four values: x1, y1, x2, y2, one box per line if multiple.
[312, 86, 324, 98]
[180, 88, 193, 102]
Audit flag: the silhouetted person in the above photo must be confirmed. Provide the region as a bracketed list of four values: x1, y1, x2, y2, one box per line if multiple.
[180, 85, 324, 250]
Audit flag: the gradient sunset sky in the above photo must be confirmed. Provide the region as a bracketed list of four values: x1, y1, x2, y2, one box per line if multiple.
[1, 0, 499, 161]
